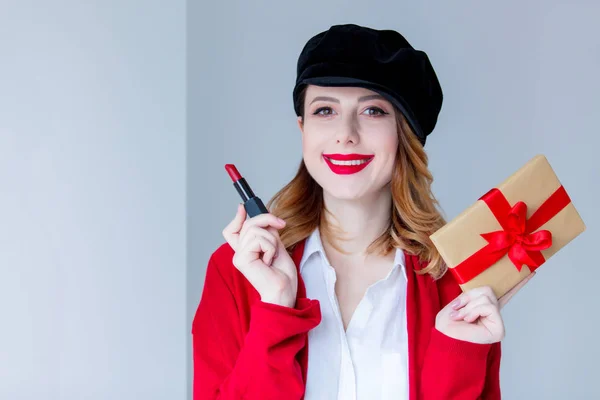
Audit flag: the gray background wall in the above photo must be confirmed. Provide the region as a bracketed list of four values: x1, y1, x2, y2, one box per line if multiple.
[189, 1, 599, 399]
[1, 1, 186, 399]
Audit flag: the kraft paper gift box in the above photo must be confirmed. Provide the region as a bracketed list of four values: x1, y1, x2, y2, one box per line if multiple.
[430, 154, 586, 299]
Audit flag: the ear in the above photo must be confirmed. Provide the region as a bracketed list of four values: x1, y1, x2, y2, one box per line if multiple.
[297, 116, 304, 134]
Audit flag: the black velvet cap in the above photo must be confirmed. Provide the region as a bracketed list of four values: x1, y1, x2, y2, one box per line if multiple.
[293, 24, 443, 145]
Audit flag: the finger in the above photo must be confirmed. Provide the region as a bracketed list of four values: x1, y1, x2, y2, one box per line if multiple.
[263, 243, 277, 266]
[450, 295, 492, 320]
[498, 272, 535, 309]
[266, 225, 282, 241]
[462, 303, 500, 323]
[239, 213, 286, 240]
[233, 236, 276, 271]
[238, 225, 277, 253]
[266, 226, 284, 258]
[451, 285, 497, 311]
[222, 204, 247, 251]
[251, 236, 277, 268]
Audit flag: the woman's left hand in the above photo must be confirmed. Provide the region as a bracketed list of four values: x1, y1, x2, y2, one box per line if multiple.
[435, 272, 536, 344]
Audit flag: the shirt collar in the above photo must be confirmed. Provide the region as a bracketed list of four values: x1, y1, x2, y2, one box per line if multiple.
[299, 227, 325, 274]
[299, 227, 407, 281]
[393, 247, 408, 281]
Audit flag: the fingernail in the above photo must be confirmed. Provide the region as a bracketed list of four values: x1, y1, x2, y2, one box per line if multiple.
[277, 218, 285, 224]
[449, 310, 458, 318]
[451, 299, 460, 309]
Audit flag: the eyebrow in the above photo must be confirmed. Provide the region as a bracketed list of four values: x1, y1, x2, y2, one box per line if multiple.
[309, 94, 385, 105]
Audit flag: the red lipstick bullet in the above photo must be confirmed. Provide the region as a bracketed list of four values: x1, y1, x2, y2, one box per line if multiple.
[225, 164, 268, 218]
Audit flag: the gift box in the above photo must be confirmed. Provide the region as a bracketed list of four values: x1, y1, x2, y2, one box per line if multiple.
[430, 154, 586, 298]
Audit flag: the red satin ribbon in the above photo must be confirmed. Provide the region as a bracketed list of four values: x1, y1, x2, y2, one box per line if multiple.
[451, 186, 571, 284]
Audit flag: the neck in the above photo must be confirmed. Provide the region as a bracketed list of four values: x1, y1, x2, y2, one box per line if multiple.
[320, 185, 392, 255]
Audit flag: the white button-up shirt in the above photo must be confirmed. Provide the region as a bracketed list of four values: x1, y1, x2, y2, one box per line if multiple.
[300, 228, 409, 400]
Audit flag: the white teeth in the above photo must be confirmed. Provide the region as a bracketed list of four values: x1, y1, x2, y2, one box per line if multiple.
[327, 158, 372, 166]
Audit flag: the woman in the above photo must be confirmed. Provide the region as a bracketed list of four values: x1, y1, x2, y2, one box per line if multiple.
[192, 23, 532, 399]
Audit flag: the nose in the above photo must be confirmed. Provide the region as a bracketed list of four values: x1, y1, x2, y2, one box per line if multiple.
[334, 115, 360, 145]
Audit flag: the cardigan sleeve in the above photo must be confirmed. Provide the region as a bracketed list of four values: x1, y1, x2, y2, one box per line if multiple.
[415, 261, 503, 399]
[481, 339, 502, 399]
[419, 326, 501, 399]
[192, 254, 321, 400]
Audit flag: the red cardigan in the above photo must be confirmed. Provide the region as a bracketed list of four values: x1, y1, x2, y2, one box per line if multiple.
[192, 239, 501, 399]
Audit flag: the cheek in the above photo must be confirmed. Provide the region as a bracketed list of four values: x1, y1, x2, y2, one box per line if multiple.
[372, 132, 398, 179]
[301, 130, 333, 186]
[382, 134, 398, 152]
[372, 128, 398, 160]
[301, 128, 327, 159]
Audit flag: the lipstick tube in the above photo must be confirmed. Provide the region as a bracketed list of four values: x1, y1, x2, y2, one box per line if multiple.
[225, 164, 268, 218]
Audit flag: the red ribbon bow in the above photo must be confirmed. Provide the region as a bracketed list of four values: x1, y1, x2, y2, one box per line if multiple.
[451, 186, 571, 285]
[480, 201, 552, 271]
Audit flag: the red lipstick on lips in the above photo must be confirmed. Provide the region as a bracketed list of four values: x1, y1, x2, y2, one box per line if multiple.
[322, 153, 374, 175]
[225, 164, 268, 217]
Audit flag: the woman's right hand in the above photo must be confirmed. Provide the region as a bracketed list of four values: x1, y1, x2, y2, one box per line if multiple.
[222, 204, 298, 308]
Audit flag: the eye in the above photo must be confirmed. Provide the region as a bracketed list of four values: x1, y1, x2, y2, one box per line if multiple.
[363, 107, 388, 116]
[313, 106, 335, 116]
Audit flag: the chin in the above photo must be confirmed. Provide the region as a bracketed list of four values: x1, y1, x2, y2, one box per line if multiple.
[320, 181, 372, 201]
[325, 191, 364, 201]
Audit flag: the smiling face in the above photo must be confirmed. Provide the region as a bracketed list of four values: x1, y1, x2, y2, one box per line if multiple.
[297, 85, 399, 201]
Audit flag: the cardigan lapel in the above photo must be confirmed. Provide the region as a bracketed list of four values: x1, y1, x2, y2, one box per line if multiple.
[291, 240, 308, 298]
[291, 239, 311, 394]
[404, 250, 441, 400]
